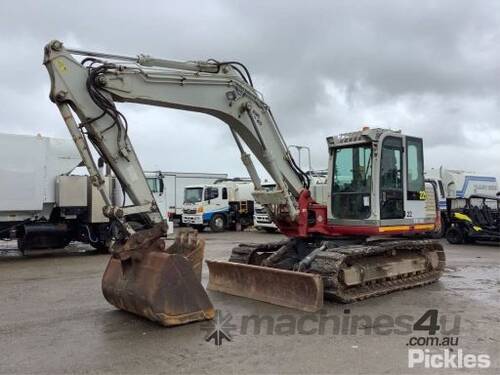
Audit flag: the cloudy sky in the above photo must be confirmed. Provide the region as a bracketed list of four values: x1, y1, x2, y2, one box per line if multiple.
[1, 0, 499, 181]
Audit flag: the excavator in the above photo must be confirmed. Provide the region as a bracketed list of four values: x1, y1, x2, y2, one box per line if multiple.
[43, 40, 445, 326]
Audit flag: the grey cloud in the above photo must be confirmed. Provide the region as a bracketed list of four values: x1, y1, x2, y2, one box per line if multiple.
[0, 0, 498, 181]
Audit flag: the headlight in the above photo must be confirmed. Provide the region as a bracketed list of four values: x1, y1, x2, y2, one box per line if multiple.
[197, 206, 204, 213]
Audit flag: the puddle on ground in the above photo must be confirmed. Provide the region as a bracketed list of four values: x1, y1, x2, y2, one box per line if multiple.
[441, 264, 500, 304]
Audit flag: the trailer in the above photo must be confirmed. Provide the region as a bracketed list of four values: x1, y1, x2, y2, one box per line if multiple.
[182, 178, 254, 232]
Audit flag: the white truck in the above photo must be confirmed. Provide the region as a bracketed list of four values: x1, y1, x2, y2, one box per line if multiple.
[145, 171, 228, 224]
[253, 182, 279, 232]
[182, 179, 255, 232]
[426, 166, 498, 236]
[0, 133, 171, 253]
[253, 173, 329, 232]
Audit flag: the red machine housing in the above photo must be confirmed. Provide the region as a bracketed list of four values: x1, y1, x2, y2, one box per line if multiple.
[276, 189, 436, 239]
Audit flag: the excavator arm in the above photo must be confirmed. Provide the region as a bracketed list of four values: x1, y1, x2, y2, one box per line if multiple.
[43, 40, 322, 324]
[43, 40, 308, 240]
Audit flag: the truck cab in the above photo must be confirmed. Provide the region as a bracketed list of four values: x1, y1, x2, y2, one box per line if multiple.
[182, 180, 254, 232]
[144, 172, 173, 234]
[253, 183, 278, 232]
[182, 184, 228, 231]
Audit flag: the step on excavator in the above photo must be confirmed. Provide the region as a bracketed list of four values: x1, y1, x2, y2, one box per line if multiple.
[43, 40, 445, 325]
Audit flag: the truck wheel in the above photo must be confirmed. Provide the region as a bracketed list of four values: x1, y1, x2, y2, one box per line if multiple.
[209, 214, 226, 232]
[264, 227, 277, 233]
[17, 237, 27, 253]
[464, 236, 476, 244]
[91, 241, 109, 254]
[446, 227, 464, 244]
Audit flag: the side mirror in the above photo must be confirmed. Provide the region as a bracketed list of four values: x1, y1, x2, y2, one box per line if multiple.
[159, 179, 164, 194]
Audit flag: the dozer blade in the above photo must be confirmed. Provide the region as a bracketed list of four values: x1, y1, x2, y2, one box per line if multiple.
[102, 226, 215, 326]
[206, 260, 323, 312]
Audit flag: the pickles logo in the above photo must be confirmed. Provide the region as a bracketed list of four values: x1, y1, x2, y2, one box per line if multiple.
[408, 349, 491, 369]
[200, 310, 237, 346]
[406, 310, 490, 369]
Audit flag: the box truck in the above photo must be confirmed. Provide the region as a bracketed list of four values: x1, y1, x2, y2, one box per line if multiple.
[0, 133, 171, 253]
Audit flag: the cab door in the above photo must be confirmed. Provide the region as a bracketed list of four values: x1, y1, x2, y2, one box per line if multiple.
[204, 186, 221, 210]
[379, 136, 405, 219]
[146, 177, 166, 218]
[404, 137, 427, 221]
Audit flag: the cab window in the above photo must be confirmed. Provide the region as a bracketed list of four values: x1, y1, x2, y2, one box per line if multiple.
[205, 187, 219, 201]
[332, 144, 372, 219]
[406, 137, 425, 200]
[222, 187, 228, 200]
[380, 138, 402, 190]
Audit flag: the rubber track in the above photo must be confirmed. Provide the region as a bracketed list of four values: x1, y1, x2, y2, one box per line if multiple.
[324, 269, 443, 303]
[227, 239, 446, 303]
[313, 239, 446, 303]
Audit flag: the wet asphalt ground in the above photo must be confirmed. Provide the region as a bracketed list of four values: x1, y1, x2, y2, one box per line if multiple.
[0, 231, 499, 374]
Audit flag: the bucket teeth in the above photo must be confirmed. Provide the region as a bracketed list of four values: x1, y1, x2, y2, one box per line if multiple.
[164, 229, 205, 281]
[102, 225, 214, 326]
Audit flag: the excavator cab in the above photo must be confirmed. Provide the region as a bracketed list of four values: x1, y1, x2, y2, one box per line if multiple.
[208, 128, 444, 312]
[326, 127, 435, 234]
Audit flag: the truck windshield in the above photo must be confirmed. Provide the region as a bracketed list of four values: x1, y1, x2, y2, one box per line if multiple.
[184, 187, 203, 203]
[332, 144, 372, 219]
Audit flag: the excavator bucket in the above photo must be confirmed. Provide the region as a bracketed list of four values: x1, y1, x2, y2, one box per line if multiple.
[206, 260, 324, 312]
[102, 227, 215, 326]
